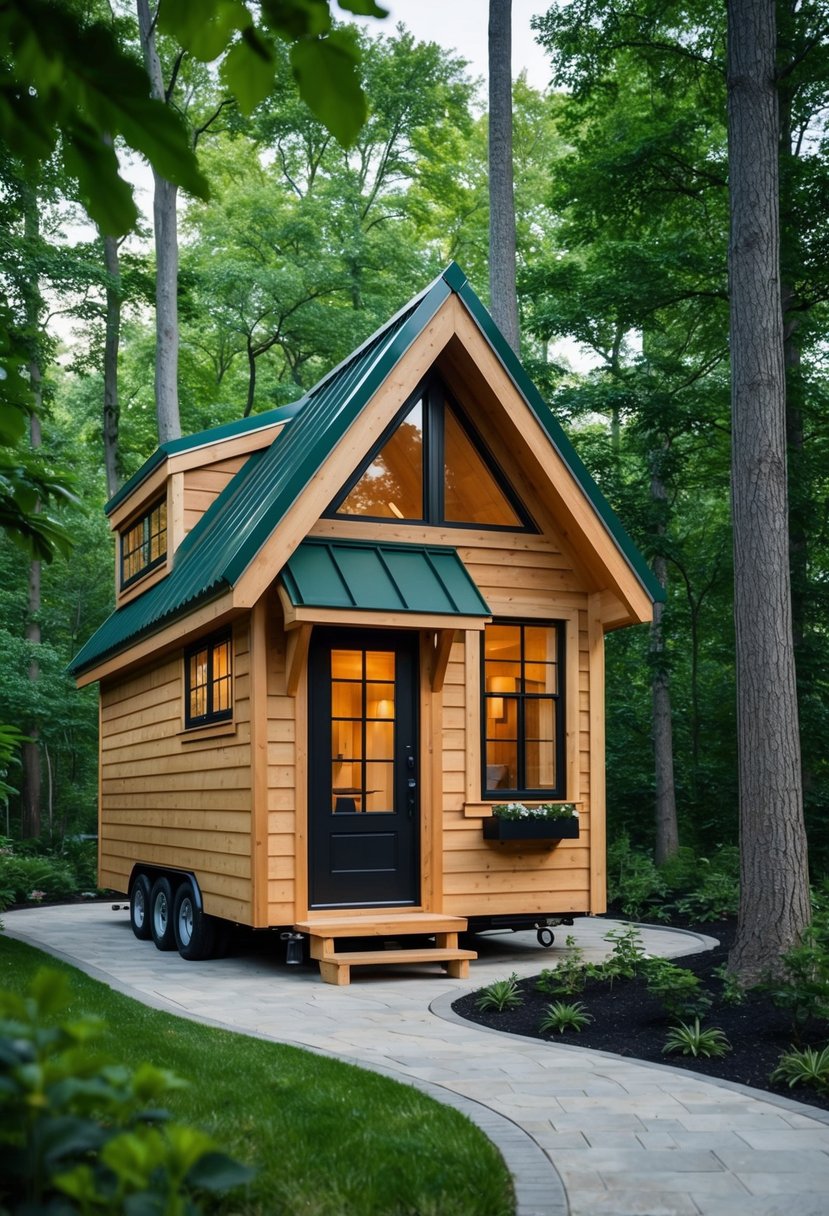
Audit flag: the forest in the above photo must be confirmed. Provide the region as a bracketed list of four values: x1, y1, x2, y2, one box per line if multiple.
[1, 0, 827, 910]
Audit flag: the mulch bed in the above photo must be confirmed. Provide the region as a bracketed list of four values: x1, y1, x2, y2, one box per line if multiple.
[453, 917, 829, 1115]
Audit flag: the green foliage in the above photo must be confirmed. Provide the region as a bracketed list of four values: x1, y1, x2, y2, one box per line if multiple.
[712, 963, 747, 1007]
[0, 724, 27, 802]
[644, 959, 712, 1020]
[662, 1019, 731, 1059]
[475, 973, 524, 1013]
[0, 844, 80, 910]
[0, 967, 254, 1213]
[536, 935, 590, 996]
[606, 836, 668, 919]
[771, 1045, 829, 1090]
[672, 859, 740, 922]
[763, 913, 829, 1039]
[538, 1000, 593, 1035]
[601, 925, 649, 982]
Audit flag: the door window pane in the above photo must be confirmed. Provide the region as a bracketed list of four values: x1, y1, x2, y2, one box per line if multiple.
[366, 721, 393, 760]
[365, 651, 395, 680]
[332, 720, 362, 760]
[366, 683, 395, 718]
[331, 650, 362, 679]
[332, 681, 362, 718]
[365, 762, 394, 812]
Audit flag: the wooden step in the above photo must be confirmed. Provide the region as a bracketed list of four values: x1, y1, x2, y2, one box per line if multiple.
[293, 912, 467, 938]
[314, 947, 477, 987]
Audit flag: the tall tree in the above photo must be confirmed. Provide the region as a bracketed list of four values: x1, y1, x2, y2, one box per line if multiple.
[726, 0, 810, 981]
[488, 0, 520, 352]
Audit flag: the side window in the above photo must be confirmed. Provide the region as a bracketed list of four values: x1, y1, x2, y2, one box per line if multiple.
[185, 632, 233, 729]
[121, 498, 167, 588]
[482, 621, 564, 799]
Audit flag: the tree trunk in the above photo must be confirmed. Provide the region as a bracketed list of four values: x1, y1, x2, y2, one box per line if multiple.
[137, 0, 181, 442]
[488, 0, 520, 354]
[726, 0, 810, 983]
[102, 228, 122, 499]
[649, 454, 678, 865]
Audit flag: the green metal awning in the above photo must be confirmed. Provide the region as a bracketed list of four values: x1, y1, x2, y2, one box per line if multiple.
[281, 539, 491, 618]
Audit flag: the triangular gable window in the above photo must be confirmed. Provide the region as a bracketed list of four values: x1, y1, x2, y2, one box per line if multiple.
[331, 380, 532, 530]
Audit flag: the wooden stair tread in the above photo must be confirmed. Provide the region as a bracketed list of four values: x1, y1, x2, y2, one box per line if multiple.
[316, 947, 478, 966]
[294, 913, 467, 937]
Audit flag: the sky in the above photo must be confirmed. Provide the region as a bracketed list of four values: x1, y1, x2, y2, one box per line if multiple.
[372, 1, 552, 93]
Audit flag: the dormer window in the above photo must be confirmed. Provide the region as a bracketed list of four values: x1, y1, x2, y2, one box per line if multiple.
[329, 379, 533, 530]
[120, 497, 167, 589]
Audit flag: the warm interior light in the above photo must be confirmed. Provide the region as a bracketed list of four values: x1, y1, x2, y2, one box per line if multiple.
[375, 698, 394, 719]
[387, 501, 404, 519]
[487, 675, 516, 722]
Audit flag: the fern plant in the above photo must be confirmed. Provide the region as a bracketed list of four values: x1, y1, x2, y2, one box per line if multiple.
[475, 973, 524, 1013]
[662, 1019, 731, 1059]
[538, 1001, 593, 1035]
[771, 1046, 829, 1089]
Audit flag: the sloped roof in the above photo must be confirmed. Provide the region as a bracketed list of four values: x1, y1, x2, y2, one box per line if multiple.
[282, 539, 491, 617]
[69, 263, 661, 680]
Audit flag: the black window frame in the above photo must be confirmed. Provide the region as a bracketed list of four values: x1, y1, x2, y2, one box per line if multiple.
[184, 630, 233, 730]
[120, 496, 167, 590]
[480, 619, 566, 800]
[327, 375, 536, 532]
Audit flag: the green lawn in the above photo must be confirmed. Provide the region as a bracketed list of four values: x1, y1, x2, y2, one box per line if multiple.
[0, 936, 513, 1216]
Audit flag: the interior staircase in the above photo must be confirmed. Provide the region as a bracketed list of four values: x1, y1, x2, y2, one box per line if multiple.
[292, 912, 477, 985]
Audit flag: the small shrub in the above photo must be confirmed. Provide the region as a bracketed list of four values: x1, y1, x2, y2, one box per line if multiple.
[662, 1019, 731, 1059]
[0, 851, 77, 909]
[712, 963, 747, 1006]
[606, 835, 667, 919]
[644, 959, 712, 1020]
[0, 968, 254, 1213]
[539, 1001, 593, 1035]
[475, 973, 524, 1013]
[763, 920, 829, 1040]
[673, 868, 740, 922]
[602, 924, 649, 983]
[771, 1045, 829, 1090]
[536, 935, 589, 996]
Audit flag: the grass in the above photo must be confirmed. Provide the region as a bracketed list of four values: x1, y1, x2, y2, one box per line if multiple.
[0, 936, 513, 1216]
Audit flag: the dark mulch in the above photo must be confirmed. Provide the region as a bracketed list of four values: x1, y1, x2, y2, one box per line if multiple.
[453, 917, 829, 1115]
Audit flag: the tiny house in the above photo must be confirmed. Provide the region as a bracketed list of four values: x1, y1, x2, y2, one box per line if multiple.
[70, 265, 660, 984]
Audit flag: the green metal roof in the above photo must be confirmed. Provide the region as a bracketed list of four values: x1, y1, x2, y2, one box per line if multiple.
[282, 539, 491, 617]
[69, 263, 661, 680]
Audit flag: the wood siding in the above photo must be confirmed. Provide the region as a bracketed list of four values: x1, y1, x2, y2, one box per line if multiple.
[99, 624, 253, 923]
[182, 456, 247, 535]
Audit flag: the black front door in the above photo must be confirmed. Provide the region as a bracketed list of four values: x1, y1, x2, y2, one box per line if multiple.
[308, 628, 420, 908]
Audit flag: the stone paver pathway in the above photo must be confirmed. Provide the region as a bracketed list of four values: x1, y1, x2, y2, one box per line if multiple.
[5, 904, 829, 1216]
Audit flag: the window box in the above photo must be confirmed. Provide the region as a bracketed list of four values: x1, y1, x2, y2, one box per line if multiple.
[483, 815, 579, 842]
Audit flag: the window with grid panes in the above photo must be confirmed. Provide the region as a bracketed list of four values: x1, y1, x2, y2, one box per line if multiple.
[120, 498, 167, 588]
[184, 632, 232, 728]
[481, 621, 565, 798]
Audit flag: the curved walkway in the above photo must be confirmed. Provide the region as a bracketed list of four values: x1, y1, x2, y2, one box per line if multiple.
[4, 904, 829, 1216]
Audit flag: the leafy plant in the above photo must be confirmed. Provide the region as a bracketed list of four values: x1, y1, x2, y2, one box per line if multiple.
[606, 835, 667, 920]
[763, 917, 829, 1040]
[601, 924, 649, 983]
[712, 963, 747, 1006]
[492, 801, 578, 821]
[0, 848, 77, 910]
[662, 1019, 731, 1059]
[536, 935, 590, 995]
[475, 973, 524, 1013]
[0, 968, 254, 1214]
[770, 1045, 829, 1090]
[673, 866, 740, 922]
[539, 1001, 593, 1035]
[644, 959, 713, 1020]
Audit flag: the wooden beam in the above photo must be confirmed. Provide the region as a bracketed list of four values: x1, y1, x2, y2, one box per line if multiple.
[431, 628, 456, 692]
[285, 623, 312, 697]
[249, 603, 269, 928]
[588, 592, 607, 914]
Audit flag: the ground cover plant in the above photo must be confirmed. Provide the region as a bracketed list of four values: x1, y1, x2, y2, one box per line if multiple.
[0, 936, 514, 1216]
[454, 915, 829, 1115]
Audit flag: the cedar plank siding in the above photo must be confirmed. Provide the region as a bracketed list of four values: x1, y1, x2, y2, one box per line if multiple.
[99, 625, 253, 923]
[182, 456, 248, 535]
[265, 594, 298, 923]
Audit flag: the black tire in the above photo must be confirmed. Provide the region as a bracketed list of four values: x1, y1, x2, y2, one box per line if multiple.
[173, 880, 216, 961]
[130, 873, 152, 941]
[149, 876, 177, 951]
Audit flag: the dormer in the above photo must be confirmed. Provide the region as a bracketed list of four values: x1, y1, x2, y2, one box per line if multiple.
[106, 404, 300, 607]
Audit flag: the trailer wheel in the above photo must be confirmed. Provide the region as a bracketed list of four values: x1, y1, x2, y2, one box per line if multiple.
[173, 881, 216, 961]
[150, 876, 177, 951]
[536, 927, 555, 948]
[130, 874, 152, 941]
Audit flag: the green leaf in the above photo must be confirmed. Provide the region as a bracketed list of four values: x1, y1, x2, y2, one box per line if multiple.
[114, 102, 210, 201]
[337, 0, 388, 15]
[220, 35, 276, 115]
[158, 0, 250, 62]
[185, 1150, 256, 1192]
[29, 969, 72, 1018]
[63, 125, 139, 237]
[261, 0, 332, 40]
[290, 31, 367, 147]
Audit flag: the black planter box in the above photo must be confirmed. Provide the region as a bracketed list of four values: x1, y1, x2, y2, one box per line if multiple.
[483, 816, 580, 842]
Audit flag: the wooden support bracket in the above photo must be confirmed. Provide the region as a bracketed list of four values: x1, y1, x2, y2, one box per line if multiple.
[286, 623, 312, 696]
[431, 628, 456, 692]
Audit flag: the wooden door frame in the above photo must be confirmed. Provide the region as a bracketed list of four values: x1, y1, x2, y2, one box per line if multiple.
[293, 625, 439, 919]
